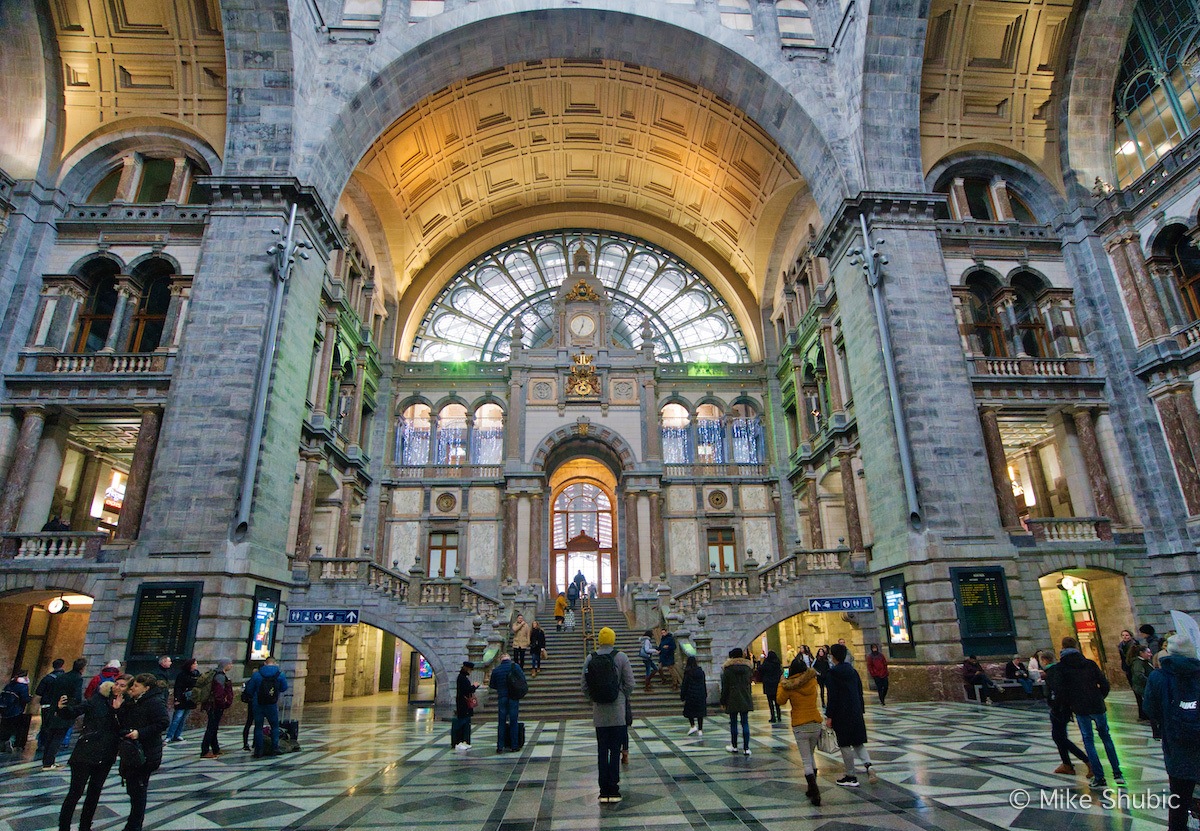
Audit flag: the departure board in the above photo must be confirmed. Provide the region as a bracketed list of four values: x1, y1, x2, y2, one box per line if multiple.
[954, 568, 1014, 636]
[128, 583, 201, 659]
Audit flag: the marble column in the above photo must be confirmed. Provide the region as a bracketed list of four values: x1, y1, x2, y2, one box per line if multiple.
[837, 451, 863, 552]
[69, 453, 101, 530]
[115, 407, 163, 540]
[1122, 235, 1170, 340]
[648, 492, 665, 580]
[1024, 448, 1052, 519]
[346, 354, 366, 446]
[642, 376, 661, 460]
[821, 323, 844, 411]
[793, 365, 812, 443]
[1071, 408, 1119, 522]
[770, 486, 787, 559]
[1153, 393, 1200, 514]
[17, 417, 71, 532]
[979, 408, 1022, 529]
[1172, 389, 1200, 495]
[1105, 239, 1154, 345]
[502, 492, 519, 582]
[51, 286, 87, 352]
[989, 176, 1015, 221]
[101, 278, 137, 352]
[624, 489, 641, 584]
[335, 476, 355, 557]
[528, 490, 544, 583]
[804, 474, 824, 549]
[312, 318, 337, 419]
[505, 374, 524, 462]
[294, 452, 322, 563]
[158, 282, 190, 351]
[948, 177, 971, 220]
[0, 408, 47, 532]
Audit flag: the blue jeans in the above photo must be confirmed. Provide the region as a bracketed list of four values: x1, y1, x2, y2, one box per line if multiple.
[166, 707, 188, 741]
[728, 711, 749, 749]
[642, 658, 657, 682]
[596, 725, 627, 797]
[1075, 712, 1121, 780]
[496, 697, 519, 750]
[253, 703, 280, 755]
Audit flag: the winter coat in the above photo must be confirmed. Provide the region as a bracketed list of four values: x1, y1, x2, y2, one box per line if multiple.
[1004, 660, 1029, 680]
[719, 657, 754, 714]
[1130, 656, 1152, 696]
[680, 665, 707, 719]
[245, 664, 288, 709]
[58, 686, 122, 768]
[530, 626, 547, 654]
[489, 658, 522, 702]
[48, 670, 86, 728]
[554, 595, 568, 618]
[824, 661, 867, 746]
[84, 667, 122, 700]
[658, 633, 677, 667]
[777, 668, 822, 726]
[149, 665, 171, 703]
[1144, 654, 1200, 780]
[203, 670, 234, 712]
[567, 584, 579, 602]
[759, 655, 783, 698]
[455, 670, 477, 719]
[117, 690, 169, 773]
[511, 620, 531, 649]
[812, 656, 830, 683]
[1042, 661, 1072, 717]
[0, 679, 30, 718]
[867, 652, 889, 679]
[639, 636, 659, 660]
[173, 668, 200, 710]
[1055, 649, 1109, 716]
[581, 646, 635, 728]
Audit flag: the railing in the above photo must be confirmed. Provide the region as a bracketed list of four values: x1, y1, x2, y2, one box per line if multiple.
[969, 356, 1094, 378]
[1178, 320, 1200, 349]
[389, 464, 504, 480]
[0, 532, 107, 560]
[61, 202, 210, 223]
[663, 463, 768, 478]
[936, 220, 1054, 241]
[672, 547, 853, 615]
[657, 364, 762, 379]
[1025, 517, 1113, 543]
[20, 351, 171, 375]
[395, 361, 508, 378]
[308, 557, 501, 618]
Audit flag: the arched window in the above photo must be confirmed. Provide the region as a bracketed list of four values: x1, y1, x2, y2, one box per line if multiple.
[87, 168, 122, 204]
[396, 403, 431, 466]
[1170, 232, 1200, 322]
[1113, 0, 1200, 186]
[1012, 272, 1050, 358]
[661, 403, 691, 464]
[129, 260, 174, 353]
[136, 159, 175, 203]
[552, 482, 615, 595]
[965, 272, 1007, 357]
[731, 403, 764, 464]
[695, 403, 725, 465]
[435, 403, 468, 465]
[471, 403, 504, 464]
[73, 260, 121, 353]
[776, 0, 814, 46]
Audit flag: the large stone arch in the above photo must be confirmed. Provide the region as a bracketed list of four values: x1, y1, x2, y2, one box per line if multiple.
[0, 0, 61, 182]
[529, 422, 637, 474]
[293, 5, 860, 220]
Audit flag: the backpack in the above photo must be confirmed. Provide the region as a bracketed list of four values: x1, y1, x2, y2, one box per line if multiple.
[506, 666, 528, 700]
[257, 673, 280, 706]
[1165, 672, 1200, 743]
[0, 689, 19, 717]
[189, 669, 217, 706]
[585, 651, 621, 704]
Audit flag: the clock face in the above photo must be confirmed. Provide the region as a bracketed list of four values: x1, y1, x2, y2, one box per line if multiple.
[568, 314, 596, 338]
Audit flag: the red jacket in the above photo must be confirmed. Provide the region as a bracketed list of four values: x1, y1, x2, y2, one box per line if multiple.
[866, 652, 888, 679]
[84, 667, 121, 699]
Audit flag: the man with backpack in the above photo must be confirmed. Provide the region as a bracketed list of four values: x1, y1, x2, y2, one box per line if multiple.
[488, 652, 526, 754]
[244, 656, 288, 758]
[581, 627, 635, 804]
[198, 659, 235, 759]
[1144, 632, 1200, 831]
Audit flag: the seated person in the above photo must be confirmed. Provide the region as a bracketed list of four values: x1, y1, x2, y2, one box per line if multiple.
[1003, 654, 1034, 695]
[962, 656, 998, 703]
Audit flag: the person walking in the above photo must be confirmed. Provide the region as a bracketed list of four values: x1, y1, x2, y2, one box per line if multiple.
[199, 659, 235, 759]
[488, 653, 525, 753]
[760, 651, 784, 724]
[554, 592, 568, 630]
[825, 642, 872, 787]
[0, 669, 31, 753]
[511, 614, 531, 668]
[35, 659, 65, 754]
[680, 655, 707, 737]
[1144, 632, 1200, 831]
[245, 656, 288, 759]
[166, 657, 199, 743]
[582, 627, 635, 803]
[1055, 636, 1123, 788]
[529, 621, 547, 678]
[567, 581, 580, 612]
[452, 661, 478, 752]
[1039, 649, 1091, 776]
[116, 673, 170, 831]
[720, 648, 754, 756]
[639, 630, 660, 692]
[867, 645, 890, 705]
[812, 647, 830, 707]
[56, 674, 127, 831]
[778, 655, 823, 805]
[657, 628, 680, 689]
[43, 658, 87, 770]
[1141, 624, 1164, 657]
[572, 570, 587, 601]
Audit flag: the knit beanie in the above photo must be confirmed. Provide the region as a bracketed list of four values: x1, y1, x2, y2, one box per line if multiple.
[598, 627, 616, 646]
[1168, 634, 1197, 659]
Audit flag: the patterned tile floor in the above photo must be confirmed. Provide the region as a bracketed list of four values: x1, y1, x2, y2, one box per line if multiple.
[0, 691, 1178, 831]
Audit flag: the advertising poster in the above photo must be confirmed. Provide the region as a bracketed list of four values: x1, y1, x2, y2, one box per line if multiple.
[249, 586, 281, 661]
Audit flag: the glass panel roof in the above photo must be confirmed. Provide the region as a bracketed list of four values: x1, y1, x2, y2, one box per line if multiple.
[410, 230, 749, 363]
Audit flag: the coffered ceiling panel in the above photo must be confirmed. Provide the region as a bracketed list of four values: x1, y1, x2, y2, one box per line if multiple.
[357, 59, 802, 301]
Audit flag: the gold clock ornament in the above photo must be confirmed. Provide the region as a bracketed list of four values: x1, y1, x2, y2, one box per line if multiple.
[567, 352, 602, 397]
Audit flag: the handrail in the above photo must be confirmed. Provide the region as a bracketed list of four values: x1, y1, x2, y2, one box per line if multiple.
[671, 547, 853, 616]
[580, 597, 596, 661]
[307, 557, 501, 618]
[0, 532, 108, 560]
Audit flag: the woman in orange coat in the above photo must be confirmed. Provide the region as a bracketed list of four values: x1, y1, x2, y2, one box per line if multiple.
[777, 655, 824, 806]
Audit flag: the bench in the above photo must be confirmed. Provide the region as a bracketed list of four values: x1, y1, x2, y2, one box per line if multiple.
[966, 679, 1045, 704]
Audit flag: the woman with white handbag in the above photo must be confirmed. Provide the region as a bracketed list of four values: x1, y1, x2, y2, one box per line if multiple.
[824, 643, 873, 787]
[777, 655, 824, 805]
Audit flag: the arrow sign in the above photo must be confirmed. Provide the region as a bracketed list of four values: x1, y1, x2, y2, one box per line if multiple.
[807, 595, 875, 613]
[286, 609, 362, 625]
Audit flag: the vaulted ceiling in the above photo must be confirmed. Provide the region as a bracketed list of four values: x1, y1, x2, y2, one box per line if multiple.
[354, 59, 804, 304]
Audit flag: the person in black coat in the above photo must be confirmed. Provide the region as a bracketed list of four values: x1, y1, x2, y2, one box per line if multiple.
[1055, 636, 1123, 788]
[117, 673, 170, 831]
[824, 643, 872, 787]
[452, 661, 478, 751]
[680, 655, 708, 736]
[166, 658, 198, 743]
[812, 647, 831, 707]
[760, 651, 784, 724]
[529, 621, 547, 678]
[43, 658, 87, 770]
[57, 674, 128, 831]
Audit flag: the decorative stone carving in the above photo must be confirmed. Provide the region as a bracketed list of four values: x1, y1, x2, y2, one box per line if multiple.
[707, 489, 728, 510]
[529, 379, 557, 403]
[435, 492, 457, 513]
[566, 352, 601, 397]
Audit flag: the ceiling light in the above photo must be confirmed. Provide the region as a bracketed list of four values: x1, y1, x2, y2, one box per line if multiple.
[1118, 141, 1138, 156]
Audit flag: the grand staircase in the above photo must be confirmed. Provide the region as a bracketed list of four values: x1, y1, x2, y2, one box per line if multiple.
[506, 598, 697, 721]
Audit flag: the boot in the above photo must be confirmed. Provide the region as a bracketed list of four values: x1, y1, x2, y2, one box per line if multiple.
[805, 773, 821, 806]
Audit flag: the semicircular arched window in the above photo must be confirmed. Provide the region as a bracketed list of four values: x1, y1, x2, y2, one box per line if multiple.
[410, 230, 750, 363]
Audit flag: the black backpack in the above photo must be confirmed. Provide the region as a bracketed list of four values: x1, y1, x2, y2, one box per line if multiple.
[1165, 672, 1200, 743]
[586, 651, 621, 704]
[257, 674, 280, 706]
[506, 666, 528, 700]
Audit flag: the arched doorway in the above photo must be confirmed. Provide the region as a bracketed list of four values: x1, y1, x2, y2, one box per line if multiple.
[549, 458, 618, 596]
[1038, 568, 1136, 684]
[0, 590, 95, 685]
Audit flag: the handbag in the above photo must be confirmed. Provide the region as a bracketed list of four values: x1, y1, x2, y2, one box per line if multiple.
[117, 737, 145, 774]
[817, 726, 839, 755]
[466, 694, 478, 710]
[541, 648, 548, 660]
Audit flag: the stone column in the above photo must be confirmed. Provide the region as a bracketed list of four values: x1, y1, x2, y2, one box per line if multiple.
[158, 281, 190, 351]
[101, 278, 137, 352]
[979, 408, 1021, 529]
[17, 416, 71, 532]
[502, 492, 518, 582]
[294, 452, 322, 563]
[837, 450, 863, 551]
[51, 285, 87, 352]
[70, 452, 103, 530]
[804, 473, 823, 549]
[770, 485, 787, 559]
[821, 322, 844, 411]
[642, 376, 661, 460]
[1121, 235, 1169, 340]
[0, 409, 45, 531]
[1070, 408, 1119, 522]
[528, 490, 544, 584]
[29, 294, 58, 347]
[648, 491, 665, 579]
[1105, 238, 1154, 345]
[1153, 393, 1200, 514]
[989, 177, 1015, 221]
[793, 365, 812, 443]
[113, 155, 138, 202]
[345, 354, 366, 446]
[115, 407, 162, 540]
[312, 318, 337, 419]
[1172, 388, 1200, 495]
[624, 489, 641, 584]
[948, 177, 971, 220]
[1024, 448, 1052, 519]
[167, 157, 190, 202]
[335, 476, 356, 557]
[505, 373, 524, 462]
[1147, 257, 1190, 328]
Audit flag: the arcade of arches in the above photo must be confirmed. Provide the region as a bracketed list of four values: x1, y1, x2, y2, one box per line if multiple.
[0, 0, 1199, 786]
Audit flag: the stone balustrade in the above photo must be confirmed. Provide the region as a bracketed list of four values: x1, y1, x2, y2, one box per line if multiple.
[308, 557, 500, 618]
[1025, 517, 1113, 543]
[663, 463, 768, 479]
[1179, 320, 1200, 349]
[969, 356, 1094, 378]
[22, 351, 172, 375]
[389, 464, 503, 480]
[0, 532, 107, 560]
[673, 547, 853, 615]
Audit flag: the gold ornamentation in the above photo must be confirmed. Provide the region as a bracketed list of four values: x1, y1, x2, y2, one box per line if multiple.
[708, 490, 728, 509]
[564, 280, 601, 302]
[567, 352, 602, 397]
[436, 493, 457, 512]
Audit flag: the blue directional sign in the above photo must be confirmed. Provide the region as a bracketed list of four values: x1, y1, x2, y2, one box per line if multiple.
[808, 596, 874, 613]
[287, 608, 360, 625]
